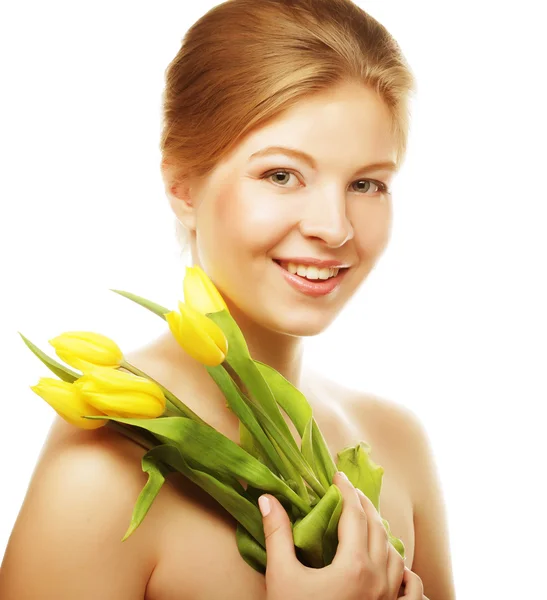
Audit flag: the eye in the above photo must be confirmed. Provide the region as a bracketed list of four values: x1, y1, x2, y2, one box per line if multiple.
[350, 179, 390, 195]
[260, 169, 391, 196]
[260, 169, 300, 187]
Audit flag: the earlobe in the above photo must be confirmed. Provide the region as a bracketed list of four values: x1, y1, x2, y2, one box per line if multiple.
[161, 162, 197, 231]
[167, 186, 197, 232]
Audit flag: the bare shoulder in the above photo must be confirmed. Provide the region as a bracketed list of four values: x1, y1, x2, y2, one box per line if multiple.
[306, 367, 421, 441]
[0, 416, 160, 599]
[336, 383, 456, 599]
[306, 369, 428, 491]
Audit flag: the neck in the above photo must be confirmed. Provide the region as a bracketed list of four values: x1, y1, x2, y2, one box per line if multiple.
[221, 295, 305, 389]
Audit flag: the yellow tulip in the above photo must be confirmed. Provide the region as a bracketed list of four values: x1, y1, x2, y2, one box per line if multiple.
[166, 300, 228, 366]
[74, 365, 166, 418]
[30, 378, 108, 429]
[49, 331, 124, 372]
[183, 265, 229, 314]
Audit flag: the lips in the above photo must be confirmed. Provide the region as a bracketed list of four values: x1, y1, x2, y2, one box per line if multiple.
[273, 259, 349, 276]
[272, 259, 348, 297]
[273, 258, 349, 268]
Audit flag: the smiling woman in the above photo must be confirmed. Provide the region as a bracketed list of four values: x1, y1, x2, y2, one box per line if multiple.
[165, 81, 397, 339]
[1, 1, 456, 599]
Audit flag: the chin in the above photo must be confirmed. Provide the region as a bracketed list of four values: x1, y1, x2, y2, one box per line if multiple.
[266, 308, 339, 338]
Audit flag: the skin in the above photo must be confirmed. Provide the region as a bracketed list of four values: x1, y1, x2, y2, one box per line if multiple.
[164, 80, 396, 393]
[0, 81, 456, 599]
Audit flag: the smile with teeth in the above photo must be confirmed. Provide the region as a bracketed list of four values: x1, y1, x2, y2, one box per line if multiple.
[275, 260, 341, 281]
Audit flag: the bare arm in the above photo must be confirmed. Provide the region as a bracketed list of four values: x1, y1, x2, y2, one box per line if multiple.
[0, 425, 157, 599]
[349, 394, 456, 600]
[403, 409, 456, 600]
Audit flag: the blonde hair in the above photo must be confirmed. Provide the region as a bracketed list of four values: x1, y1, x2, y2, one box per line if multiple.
[160, 0, 416, 255]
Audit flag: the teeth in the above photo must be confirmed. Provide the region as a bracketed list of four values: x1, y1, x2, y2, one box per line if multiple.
[286, 262, 340, 280]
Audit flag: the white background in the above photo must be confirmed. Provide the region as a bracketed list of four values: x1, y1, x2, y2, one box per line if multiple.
[1, 1, 546, 597]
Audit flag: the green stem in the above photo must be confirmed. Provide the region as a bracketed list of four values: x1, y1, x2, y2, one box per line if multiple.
[227, 365, 326, 498]
[265, 427, 311, 504]
[241, 390, 326, 498]
[220, 364, 310, 503]
[205, 363, 293, 482]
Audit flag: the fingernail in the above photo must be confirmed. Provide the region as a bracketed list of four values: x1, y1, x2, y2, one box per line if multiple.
[258, 495, 271, 517]
[337, 471, 349, 482]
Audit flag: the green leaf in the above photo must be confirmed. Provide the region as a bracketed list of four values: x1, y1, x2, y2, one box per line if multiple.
[205, 363, 287, 478]
[236, 523, 267, 575]
[253, 360, 312, 435]
[301, 418, 317, 479]
[253, 360, 336, 490]
[336, 442, 405, 559]
[265, 428, 311, 509]
[293, 483, 342, 569]
[382, 517, 406, 560]
[18, 332, 81, 382]
[207, 313, 325, 499]
[144, 444, 267, 547]
[84, 415, 310, 516]
[121, 449, 172, 541]
[207, 312, 300, 455]
[311, 420, 337, 489]
[239, 421, 276, 471]
[109, 289, 170, 319]
[321, 489, 344, 565]
[336, 441, 384, 511]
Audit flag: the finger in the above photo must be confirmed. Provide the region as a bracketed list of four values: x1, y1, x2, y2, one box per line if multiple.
[331, 471, 370, 568]
[355, 487, 389, 564]
[259, 494, 298, 575]
[400, 567, 424, 598]
[386, 543, 405, 595]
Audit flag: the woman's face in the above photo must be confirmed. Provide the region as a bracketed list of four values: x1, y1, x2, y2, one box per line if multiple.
[170, 81, 398, 337]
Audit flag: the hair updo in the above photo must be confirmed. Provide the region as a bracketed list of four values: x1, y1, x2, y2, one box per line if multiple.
[159, 0, 416, 256]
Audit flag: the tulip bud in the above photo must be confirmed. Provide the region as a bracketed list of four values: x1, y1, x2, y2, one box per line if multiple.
[75, 365, 166, 418]
[166, 301, 227, 366]
[49, 331, 124, 372]
[183, 265, 228, 314]
[30, 378, 108, 429]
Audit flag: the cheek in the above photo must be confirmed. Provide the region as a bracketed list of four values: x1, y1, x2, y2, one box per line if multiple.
[214, 183, 292, 254]
[352, 203, 392, 257]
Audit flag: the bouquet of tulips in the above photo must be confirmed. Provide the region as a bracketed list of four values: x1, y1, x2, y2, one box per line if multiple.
[22, 266, 405, 573]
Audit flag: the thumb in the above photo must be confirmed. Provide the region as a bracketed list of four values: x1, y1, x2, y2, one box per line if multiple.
[259, 494, 297, 572]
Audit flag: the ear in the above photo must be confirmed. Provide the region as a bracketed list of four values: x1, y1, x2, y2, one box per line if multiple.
[161, 160, 197, 232]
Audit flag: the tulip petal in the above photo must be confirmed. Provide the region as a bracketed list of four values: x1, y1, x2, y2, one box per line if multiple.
[30, 377, 107, 429]
[166, 304, 226, 366]
[49, 331, 123, 369]
[77, 365, 165, 402]
[74, 365, 166, 418]
[83, 390, 165, 418]
[178, 301, 228, 355]
[183, 266, 228, 314]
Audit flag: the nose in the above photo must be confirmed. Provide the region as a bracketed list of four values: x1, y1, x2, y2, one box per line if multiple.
[298, 191, 354, 248]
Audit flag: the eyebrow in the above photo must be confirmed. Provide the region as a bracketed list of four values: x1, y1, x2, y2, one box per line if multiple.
[248, 145, 398, 173]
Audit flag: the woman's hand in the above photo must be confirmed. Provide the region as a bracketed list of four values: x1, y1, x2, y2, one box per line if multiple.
[259, 471, 414, 599]
[399, 567, 426, 599]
